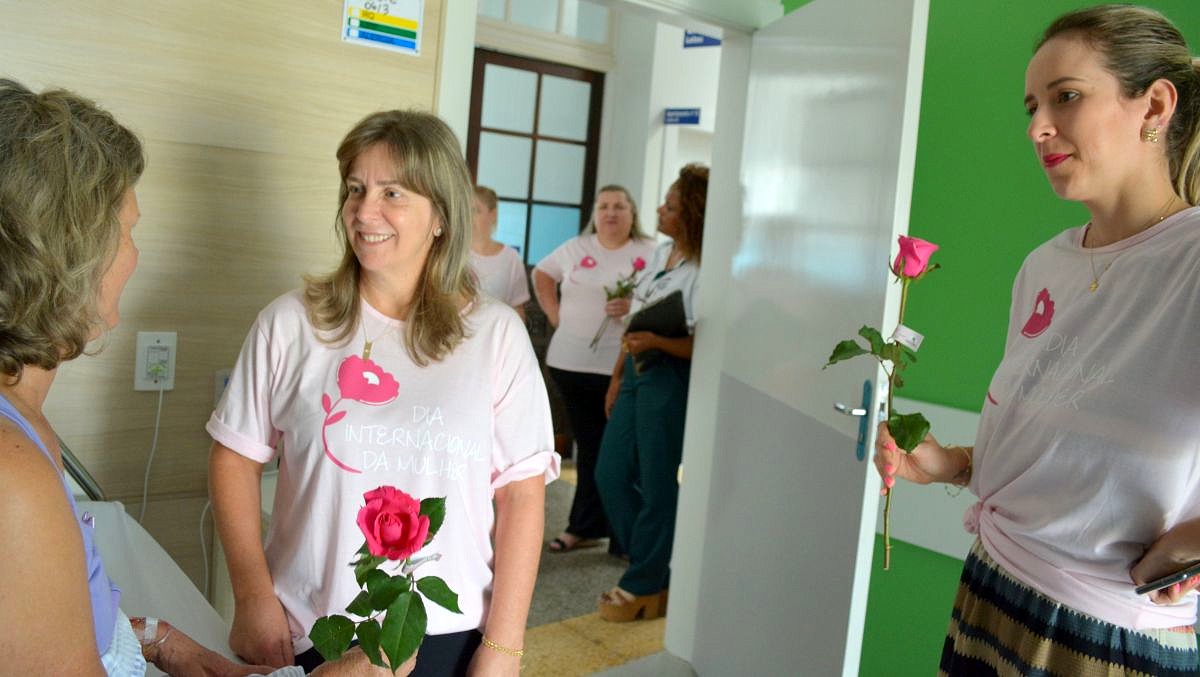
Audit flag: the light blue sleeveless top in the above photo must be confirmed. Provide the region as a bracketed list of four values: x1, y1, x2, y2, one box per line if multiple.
[0, 394, 120, 655]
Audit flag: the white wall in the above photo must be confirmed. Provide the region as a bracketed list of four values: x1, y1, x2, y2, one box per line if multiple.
[622, 0, 782, 31]
[594, 8, 721, 232]
[595, 10, 658, 208]
[437, 0, 479, 149]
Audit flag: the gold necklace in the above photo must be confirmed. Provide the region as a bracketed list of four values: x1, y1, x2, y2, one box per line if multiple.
[1086, 195, 1179, 293]
[361, 311, 398, 360]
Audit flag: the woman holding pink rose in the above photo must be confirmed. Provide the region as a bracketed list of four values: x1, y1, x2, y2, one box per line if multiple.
[875, 5, 1200, 674]
[532, 185, 655, 554]
[594, 164, 708, 622]
[208, 110, 558, 676]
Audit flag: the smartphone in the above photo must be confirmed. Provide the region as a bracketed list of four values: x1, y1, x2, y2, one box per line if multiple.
[1135, 560, 1200, 596]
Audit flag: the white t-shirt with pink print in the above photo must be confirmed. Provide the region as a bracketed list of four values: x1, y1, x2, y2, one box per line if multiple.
[970, 206, 1200, 630]
[534, 233, 656, 375]
[207, 291, 559, 652]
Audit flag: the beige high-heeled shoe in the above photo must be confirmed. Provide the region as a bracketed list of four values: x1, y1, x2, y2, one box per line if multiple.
[598, 587, 668, 622]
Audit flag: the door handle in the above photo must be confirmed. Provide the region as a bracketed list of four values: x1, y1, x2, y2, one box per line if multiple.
[833, 381, 873, 461]
[834, 403, 867, 416]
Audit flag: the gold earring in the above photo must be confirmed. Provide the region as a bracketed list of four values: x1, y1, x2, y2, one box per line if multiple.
[1141, 127, 1160, 143]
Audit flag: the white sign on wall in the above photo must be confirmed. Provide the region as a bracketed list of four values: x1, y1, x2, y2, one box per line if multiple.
[342, 0, 423, 56]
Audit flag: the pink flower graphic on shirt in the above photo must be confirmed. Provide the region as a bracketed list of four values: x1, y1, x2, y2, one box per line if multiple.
[579, 255, 597, 269]
[1020, 288, 1055, 338]
[337, 355, 400, 405]
[321, 355, 400, 474]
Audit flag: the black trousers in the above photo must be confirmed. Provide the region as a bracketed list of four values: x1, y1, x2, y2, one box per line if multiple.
[548, 367, 613, 540]
[295, 629, 482, 676]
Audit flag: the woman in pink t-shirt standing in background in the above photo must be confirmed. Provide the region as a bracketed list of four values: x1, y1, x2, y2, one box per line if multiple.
[208, 110, 558, 676]
[532, 186, 655, 555]
[876, 5, 1200, 674]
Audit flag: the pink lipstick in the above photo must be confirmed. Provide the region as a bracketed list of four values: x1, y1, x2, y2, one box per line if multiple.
[1042, 153, 1069, 169]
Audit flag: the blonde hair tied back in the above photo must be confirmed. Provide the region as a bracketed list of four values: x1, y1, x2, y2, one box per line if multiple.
[1040, 4, 1200, 204]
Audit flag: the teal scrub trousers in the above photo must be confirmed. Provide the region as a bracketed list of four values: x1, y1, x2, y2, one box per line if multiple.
[595, 353, 691, 596]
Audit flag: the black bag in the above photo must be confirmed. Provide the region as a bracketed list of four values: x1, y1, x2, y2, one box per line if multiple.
[626, 290, 688, 374]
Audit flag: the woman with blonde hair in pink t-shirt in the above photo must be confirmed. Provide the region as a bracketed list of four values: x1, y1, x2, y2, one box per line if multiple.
[875, 5, 1200, 674]
[209, 110, 558, 676]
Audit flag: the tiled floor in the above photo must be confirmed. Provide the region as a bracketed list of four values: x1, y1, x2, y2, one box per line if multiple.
[523, 463, 687, 676]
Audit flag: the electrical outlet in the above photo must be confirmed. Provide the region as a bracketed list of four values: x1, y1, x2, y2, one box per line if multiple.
[135, 331, 177, 391]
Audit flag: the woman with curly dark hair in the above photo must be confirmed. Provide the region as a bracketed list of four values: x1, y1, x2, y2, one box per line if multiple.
[594, 163, 708, 622]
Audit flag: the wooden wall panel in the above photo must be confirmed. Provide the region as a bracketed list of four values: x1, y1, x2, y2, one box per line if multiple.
[1, 0, 446, 589]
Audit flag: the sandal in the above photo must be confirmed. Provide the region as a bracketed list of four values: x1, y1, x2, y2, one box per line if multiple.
[547, 534, 601, 553]
[598, 587, 668, 622]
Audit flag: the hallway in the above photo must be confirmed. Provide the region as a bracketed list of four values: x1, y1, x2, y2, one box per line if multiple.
[523, 463, 668, 675]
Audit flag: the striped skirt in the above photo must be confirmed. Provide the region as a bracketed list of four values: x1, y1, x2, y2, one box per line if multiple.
[941, 540, 1199, 676]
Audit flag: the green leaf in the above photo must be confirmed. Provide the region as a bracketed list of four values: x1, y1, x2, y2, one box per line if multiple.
[420, 497, 446, 544]
[825, 339, 870, 368]
[356, 618, 386, 669]
[417, 575, 463, 614]
[346, 589, 373, 617]
[309, 615, 355, 663]
[355, 554, 387, 587]
[858, 325, 885, 356]
[368, 571, 411, 611]
[888, 411, 931, 453]
[381, 590, 427, 674]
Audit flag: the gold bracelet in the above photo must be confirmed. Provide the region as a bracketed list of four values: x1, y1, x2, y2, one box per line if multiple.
[481, 636, 525, 657]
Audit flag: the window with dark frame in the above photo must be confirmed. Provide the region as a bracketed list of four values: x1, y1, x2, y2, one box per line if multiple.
[466, 48, 605, 267]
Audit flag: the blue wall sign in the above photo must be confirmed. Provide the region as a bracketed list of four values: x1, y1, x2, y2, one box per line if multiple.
[683, 31, 721, 48]
[663, 108, 701, 125]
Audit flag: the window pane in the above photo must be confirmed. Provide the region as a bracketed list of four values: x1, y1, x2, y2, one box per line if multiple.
[528, 205, 581, 264]
[477, 132, 532, 199]
[495, 201, 529, 257]
[481, 64, 537, 134]
[510, 0, 558, 33]
[478, 0, 505, 20]
[538, 75, 591, 141]
[532, 140, 585, 204]
[563, 0, 608, 43]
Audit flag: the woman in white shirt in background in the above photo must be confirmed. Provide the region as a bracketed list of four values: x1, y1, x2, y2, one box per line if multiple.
[533, 186, 656, 554]
[469, 186, 529, 321]
[594, 165, 707, 622]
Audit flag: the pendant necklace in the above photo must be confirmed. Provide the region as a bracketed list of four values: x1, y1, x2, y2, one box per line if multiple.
[1086, 195, 1179, 293]
[361, 309, 399, 361]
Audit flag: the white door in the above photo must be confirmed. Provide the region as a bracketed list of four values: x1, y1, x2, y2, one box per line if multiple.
[667, 0, 929, 674]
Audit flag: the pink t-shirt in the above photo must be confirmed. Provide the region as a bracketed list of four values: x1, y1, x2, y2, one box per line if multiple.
[470, 246, 530, 308]
[207, 291, 559, 651]
[534, 234, 656, 375]
[971, 207, 1200, 629]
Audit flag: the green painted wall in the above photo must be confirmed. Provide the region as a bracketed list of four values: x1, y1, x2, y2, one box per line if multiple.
[860, 536, 963, 676]
[774, 1, 1200, 674]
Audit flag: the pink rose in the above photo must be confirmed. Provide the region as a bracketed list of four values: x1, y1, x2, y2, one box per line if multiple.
[632, 257, 646, 272]
[356, 486, 430, 561]
[580, 255, 597, 269]
[891, 236, 939, 278]
[337, 355, 399, 405]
